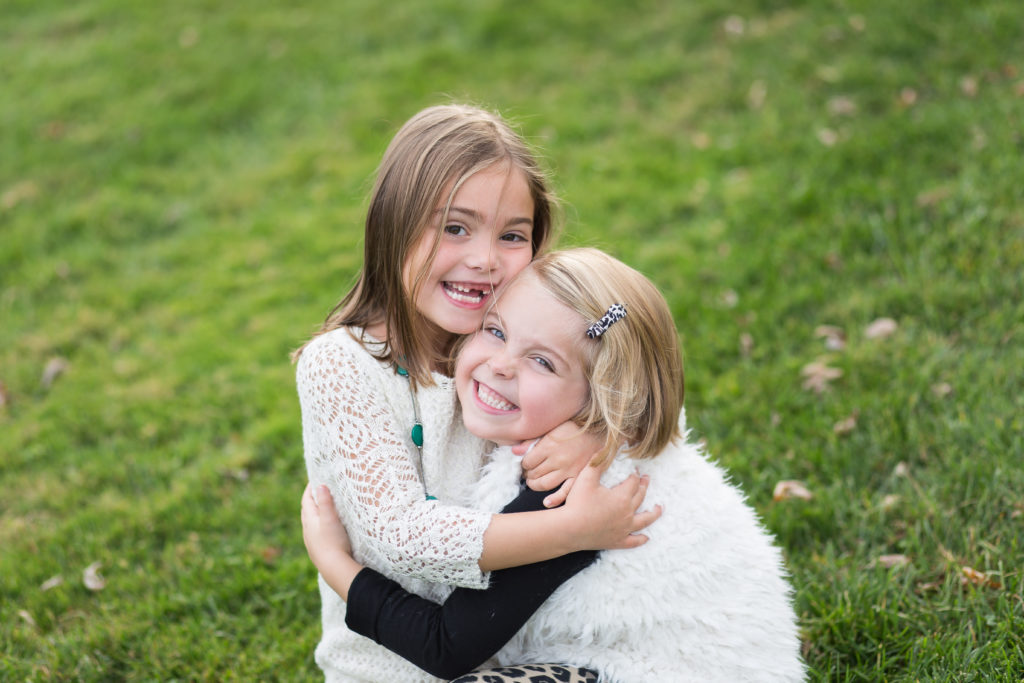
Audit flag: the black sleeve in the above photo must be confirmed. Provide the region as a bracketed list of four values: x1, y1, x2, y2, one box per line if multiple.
[344, 484, 598, 680]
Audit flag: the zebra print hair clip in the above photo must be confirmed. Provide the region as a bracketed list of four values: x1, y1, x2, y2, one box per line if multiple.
[586, 303, 627, 339]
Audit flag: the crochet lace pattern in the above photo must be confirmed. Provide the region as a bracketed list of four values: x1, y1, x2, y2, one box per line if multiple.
[297, 327, 493, 681]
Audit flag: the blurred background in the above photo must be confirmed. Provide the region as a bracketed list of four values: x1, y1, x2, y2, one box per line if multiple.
[2, 1, 1022, 679]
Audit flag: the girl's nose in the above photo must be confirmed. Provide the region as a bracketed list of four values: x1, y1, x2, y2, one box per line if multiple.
[466, 236, 498, 272]
[487, 349, 515, 377]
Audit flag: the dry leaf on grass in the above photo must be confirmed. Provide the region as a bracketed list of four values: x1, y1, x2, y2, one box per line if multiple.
[801, 360, 843, 393]
[893, 462, 910, 477]
[18, 610, 37, 627]
[865, 317, 898, 339]
[814, 325, 846, 351]
[261, 546, 282, 564]
[83, 562, 106, 591]
[833, 413, 858, 435]
[881, 494, 901, 510]
[740, 332, 754, 357]
[874, 554, 910, 569]
[773, 480, 813, 502]
[961, 566, 1001, 589]
[817, 128, 839, 146]
[931, 382, 953, 398]
[0, 380, 9, 408]
[899, 87, 918, 107]
[41, 357, 69, 389]
[40, 575, 64, 591]
[2, 180, 39, 210]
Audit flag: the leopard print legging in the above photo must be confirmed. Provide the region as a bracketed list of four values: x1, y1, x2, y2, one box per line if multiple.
[450, 663, 599, 682]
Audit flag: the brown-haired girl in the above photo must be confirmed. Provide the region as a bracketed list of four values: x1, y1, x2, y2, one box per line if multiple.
[303, 248, 805, 682]
[295, 108, 660, 681]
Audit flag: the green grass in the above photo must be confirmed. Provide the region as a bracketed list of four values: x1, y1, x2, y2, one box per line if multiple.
[2, 0, 1022, 680]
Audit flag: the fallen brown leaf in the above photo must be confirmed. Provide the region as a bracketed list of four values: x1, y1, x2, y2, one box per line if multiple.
[880, 494, 901, 510]
[816, 128, 839, 146]
[960, 76, 978, 97]
[814, 325, 846, 351]
[833, 413, 858, 435]
[41, 357, 69, 389]
[801, 360, 843, 393]
[827, 95, 857, 116]
[899, 87, 918, 107]
[865, 317, 898, 339]
[875, 554, 910, 569]
[261, 546, 282, 564]
[40, 575, 64, 591]
[83, 562, 106, 591]
[740, 332, 754, 357]
[2, 180, 39, 210]
[18, 610, 37, 627]
[773, 480, 813, 502]
[931, 382, 953, 398]
[961, 566, 1001, 589]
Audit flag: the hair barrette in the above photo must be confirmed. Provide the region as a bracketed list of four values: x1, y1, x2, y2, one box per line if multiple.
[586, 303, 627, 339]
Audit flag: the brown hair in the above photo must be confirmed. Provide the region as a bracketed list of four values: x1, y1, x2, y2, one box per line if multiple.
[528, 248, 684, 465]
[294, 104, 558, 384]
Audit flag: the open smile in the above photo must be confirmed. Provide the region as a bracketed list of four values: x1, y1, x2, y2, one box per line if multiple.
[443, 281, 492, 307]
[474, 381, 518, 413]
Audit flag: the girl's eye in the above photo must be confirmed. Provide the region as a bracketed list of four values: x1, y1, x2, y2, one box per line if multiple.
[532, 356, 554, 372]
[485, 326, 505, 342]
[444, 224, 468, 236]
[500, 232, 529, 243]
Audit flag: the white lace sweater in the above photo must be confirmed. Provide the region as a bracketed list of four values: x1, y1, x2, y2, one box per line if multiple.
[297, 327, 492, 683]
[470, 412, 806, 682]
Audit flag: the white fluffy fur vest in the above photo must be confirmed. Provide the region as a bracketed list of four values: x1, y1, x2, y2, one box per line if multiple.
[471, 412, 805, 682]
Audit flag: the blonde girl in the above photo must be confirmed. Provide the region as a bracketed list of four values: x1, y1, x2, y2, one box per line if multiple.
[303, 248, 805, 682]
[295, 108, 659, 682]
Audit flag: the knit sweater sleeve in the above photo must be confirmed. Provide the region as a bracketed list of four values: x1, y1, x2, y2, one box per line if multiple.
[344, 485, 598, 680]
[297, 331, 492, 588]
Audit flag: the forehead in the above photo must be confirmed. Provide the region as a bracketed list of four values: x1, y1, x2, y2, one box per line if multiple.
[494, 275, 586, 351]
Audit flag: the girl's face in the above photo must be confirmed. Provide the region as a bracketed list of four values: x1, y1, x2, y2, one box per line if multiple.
[404, 163, 535, 337]
[455, 273, 590, 445]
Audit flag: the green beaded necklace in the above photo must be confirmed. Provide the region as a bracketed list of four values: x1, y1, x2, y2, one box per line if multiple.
[396, 365, 437, 501]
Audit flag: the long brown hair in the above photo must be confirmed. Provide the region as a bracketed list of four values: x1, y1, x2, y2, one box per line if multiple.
[294, 104, 559, 384]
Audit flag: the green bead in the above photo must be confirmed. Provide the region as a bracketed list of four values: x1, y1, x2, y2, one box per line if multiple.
[426, 495, 437, 501]
[396, 366, 409, 377]
[411, 423, 423, 448]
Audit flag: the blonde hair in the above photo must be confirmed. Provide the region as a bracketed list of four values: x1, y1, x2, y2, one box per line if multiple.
[294, 104, 559, 383]
[528, 248, 684, 465]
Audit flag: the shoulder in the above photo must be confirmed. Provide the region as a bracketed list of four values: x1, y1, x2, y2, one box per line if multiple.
[296, 327, 395, 397]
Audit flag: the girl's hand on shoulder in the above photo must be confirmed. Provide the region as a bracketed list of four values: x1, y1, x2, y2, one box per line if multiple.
[560, 463, 662, 551]
[301, 483, 363, 600]
[513, 422, 603, 504]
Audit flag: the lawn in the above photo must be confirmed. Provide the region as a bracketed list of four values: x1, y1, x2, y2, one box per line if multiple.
[2, 0, 1022, 680]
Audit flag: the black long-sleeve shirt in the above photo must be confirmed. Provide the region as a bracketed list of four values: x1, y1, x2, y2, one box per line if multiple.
[344, 484, 598, 680]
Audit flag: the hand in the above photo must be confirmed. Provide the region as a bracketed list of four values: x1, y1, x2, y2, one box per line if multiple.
[301, 483, 363, 600]
[513, 422, 603, 502]
[560, 463, 662, 551]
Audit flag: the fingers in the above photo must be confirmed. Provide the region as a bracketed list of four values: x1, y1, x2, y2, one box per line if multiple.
[543, 477, 575, 508]
[316, 484, 338, 517]
[519, 439, 546, 470]
[525, 469, 564, 492]
[632, 504, 663, 533]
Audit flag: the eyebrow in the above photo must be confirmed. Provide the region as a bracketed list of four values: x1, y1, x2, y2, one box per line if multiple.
[444, 206, 534, 229]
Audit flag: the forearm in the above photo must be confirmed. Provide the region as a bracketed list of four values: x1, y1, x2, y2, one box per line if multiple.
[345, 486, 597, 679]
[478, 507, 579, 571]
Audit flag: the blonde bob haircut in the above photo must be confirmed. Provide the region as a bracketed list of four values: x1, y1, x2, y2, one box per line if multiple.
[295, 104, 559, 384]
[528, 248, 684, 466]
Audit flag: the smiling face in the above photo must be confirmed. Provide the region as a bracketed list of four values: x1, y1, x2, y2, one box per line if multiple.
[404, 163, 535, 338]
[455, 272, 591, 445]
